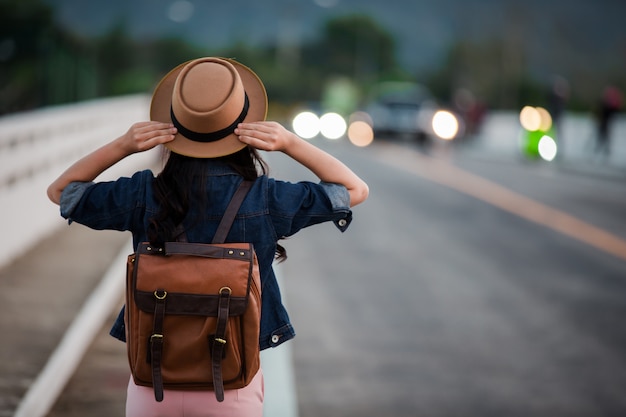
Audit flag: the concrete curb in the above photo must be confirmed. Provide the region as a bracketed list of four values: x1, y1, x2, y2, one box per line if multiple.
[13, 239, 129, 417]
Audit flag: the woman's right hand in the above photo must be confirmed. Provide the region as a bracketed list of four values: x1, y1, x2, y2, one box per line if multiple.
[236, 121, 369, 207]
[235, 121, 295, 152]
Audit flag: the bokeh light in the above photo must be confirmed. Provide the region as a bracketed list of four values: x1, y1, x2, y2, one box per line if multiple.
[536, 107, 553, 131]
[348, 121, 374, 147]
[314, 0, 339, 7]
[520, 106, 552, 132]
[319, 112, 347, 140]
[349, 111, 373, 126]
[431, 110, 459, 140]
[538, 135, 558, 161]
[520, 106, 541, 131]
[292, 112, 320, 139]
[168, 0, 194, 23]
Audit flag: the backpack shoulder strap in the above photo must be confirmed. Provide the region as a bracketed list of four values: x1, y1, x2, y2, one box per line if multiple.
[212, 180, 254, 244]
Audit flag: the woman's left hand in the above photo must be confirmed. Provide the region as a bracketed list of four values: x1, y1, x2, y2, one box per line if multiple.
[47, 121, 177, 205]
[120, 121, 177, 154]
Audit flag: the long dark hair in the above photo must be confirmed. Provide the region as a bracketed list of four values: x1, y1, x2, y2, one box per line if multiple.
[147, 146, 286, 261]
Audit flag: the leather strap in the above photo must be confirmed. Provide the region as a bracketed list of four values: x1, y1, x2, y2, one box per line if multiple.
[210, 180, 251, 401]
[211, 287, 232, 402]
[212, 180, 253, 244]
[148, 180, 252, 402]
[150, 290, 167, 402]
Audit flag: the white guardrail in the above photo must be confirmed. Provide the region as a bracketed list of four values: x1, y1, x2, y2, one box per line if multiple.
[0, 95, 157, 269]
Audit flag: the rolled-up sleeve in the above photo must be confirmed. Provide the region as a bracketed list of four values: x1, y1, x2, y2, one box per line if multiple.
[319, 181, 352, 232]
[57, 170, 152, 231]
[268, 179, 353, 237]
[59, 181, 96, 221]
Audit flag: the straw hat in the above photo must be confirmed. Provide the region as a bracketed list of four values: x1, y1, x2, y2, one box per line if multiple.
[150, 57, 267, 158]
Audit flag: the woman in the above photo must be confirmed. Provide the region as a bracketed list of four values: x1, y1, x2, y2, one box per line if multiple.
[47, 57, 368, 416]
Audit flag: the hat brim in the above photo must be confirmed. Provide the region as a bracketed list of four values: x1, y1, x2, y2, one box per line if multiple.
[150, 58, 268, 158]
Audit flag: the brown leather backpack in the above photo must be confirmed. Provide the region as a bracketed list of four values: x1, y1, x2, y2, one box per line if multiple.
[124, 180, 261, 402]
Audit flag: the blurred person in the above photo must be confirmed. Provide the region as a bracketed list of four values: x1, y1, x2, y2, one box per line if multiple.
[548, 76, 570, 143]
[47, 57, 368, 417]
[453, 88, 486, 138]
[595, 85, 623, 157]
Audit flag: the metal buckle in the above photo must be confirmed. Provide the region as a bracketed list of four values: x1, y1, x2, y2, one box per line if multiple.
[154, 290, 167, 300]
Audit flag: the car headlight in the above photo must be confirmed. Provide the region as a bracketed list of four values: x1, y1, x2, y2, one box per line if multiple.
[319, 112, 347, 140]
[292, 111, 320, 139]
[431, 110, 459, 140]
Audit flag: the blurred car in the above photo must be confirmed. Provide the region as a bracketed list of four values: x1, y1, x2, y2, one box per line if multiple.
[364, 82, 459, 145]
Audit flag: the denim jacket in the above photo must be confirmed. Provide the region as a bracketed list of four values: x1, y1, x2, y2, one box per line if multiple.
[59, 161, 352, 350]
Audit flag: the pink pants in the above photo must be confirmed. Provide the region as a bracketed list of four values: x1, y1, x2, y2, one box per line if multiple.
[125, 370, 264, 417]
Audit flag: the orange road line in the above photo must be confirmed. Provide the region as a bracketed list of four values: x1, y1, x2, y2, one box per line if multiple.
[377, 144, 626, 262]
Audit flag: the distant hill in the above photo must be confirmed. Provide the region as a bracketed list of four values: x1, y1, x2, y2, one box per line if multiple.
[42, 0, 626, 105]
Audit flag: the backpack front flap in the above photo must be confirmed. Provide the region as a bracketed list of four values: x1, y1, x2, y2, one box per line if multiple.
[136, 242, 254, 308]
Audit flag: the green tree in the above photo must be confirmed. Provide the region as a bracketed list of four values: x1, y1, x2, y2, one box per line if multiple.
[425, 37, 546, 109]
[0, 0, 55, 113]
[258, 14, 404, 105]
[0, 0, 101, 113]
[313, 14, 398, 84]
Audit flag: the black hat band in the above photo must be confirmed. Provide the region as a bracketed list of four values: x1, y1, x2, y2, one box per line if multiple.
[170, 93, 250, 143]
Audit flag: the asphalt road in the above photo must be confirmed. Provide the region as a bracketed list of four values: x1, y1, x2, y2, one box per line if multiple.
[22, 136, 626, 417]
[275, 139, 626, 417]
